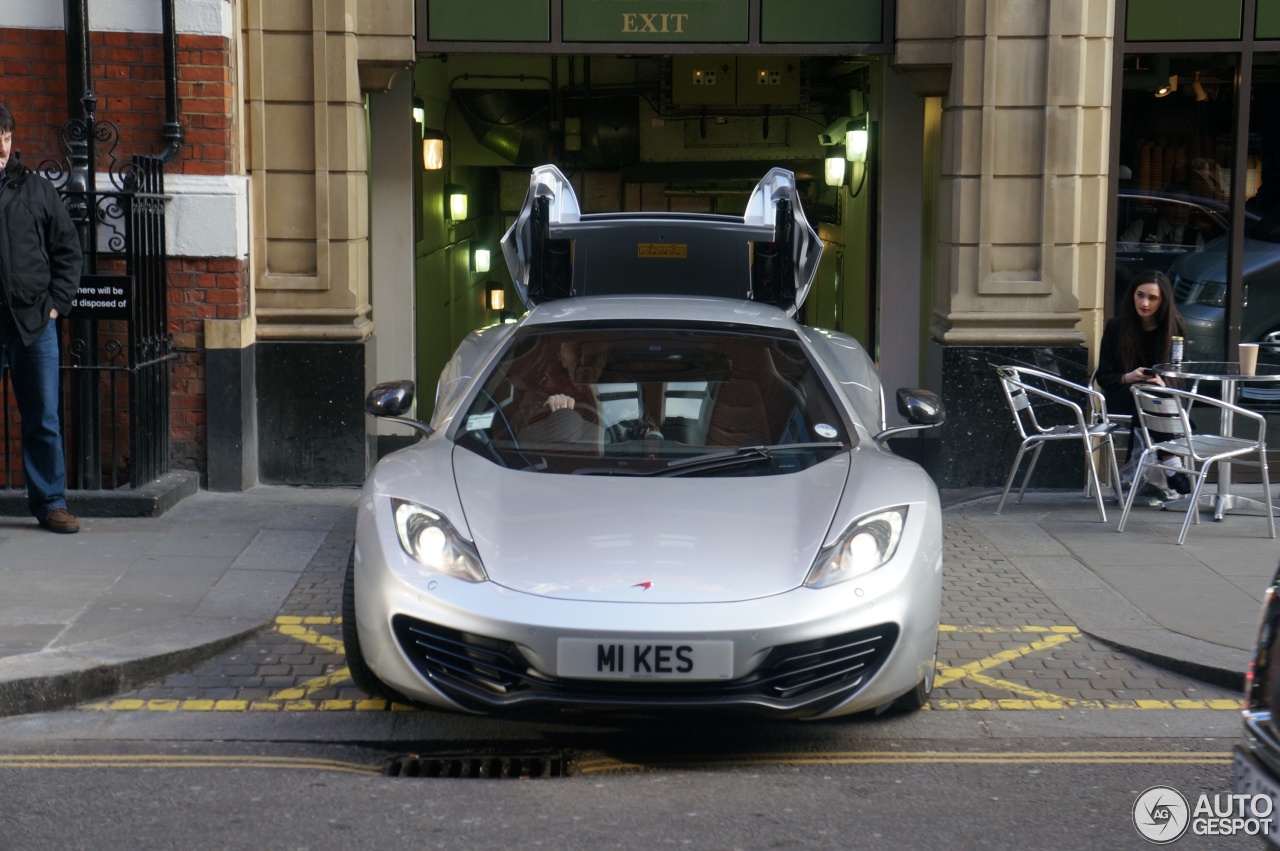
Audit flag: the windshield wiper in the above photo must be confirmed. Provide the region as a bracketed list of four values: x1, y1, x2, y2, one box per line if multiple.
[649, 441, 844, 477]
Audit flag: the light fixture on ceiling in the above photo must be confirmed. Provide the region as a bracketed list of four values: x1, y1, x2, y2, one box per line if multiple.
[1155, 75, 1178, 98]
[1192, 72, 1209, 102]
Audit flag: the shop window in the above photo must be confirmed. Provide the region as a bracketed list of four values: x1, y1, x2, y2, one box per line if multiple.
[1241, 53, 1280, 358]
[1115, 53, 1239, 360]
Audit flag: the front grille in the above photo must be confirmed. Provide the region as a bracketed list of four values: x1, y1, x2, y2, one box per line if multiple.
[1172, 274, 1194, 302]
[391, 615, 899, 716]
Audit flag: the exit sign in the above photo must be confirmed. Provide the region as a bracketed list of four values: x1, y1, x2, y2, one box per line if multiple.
[562, 0, 748, 43]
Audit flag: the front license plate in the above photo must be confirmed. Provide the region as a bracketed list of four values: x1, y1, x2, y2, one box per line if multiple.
[1235, 747, 1280, 839]
[557, 638, 733, 680]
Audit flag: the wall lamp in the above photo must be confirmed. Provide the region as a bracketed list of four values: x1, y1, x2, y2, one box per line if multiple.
[423, 130, 445, 170]
[473, 246, 491, 274]
[486, 280, 505, 312]
[846, 125, 869, 163]
[824, 153, 847, 187]
[447, 184, 468, 221]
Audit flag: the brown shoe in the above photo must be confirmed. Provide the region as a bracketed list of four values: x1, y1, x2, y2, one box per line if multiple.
[39, 508, 80, 534]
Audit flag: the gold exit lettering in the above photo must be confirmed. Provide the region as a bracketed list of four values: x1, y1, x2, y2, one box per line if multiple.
[621, 12, 689, 34]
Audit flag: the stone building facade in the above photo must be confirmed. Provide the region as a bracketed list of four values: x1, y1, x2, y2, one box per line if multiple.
[4, 0, 1269, 497]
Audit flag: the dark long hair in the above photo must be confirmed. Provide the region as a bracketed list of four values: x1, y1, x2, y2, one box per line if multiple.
[1115, 270, 1187, 370]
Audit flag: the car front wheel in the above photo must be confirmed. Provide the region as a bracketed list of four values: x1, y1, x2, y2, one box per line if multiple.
[342, 546, 406, 705]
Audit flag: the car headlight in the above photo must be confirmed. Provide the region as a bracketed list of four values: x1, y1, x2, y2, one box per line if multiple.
[805, 507, 907, 588]
[1193, 280, 1227, 307]
[391, 498, 487, 582]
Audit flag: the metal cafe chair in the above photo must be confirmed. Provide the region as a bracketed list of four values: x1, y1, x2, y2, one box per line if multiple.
[995, 365, 1124, 522]
[1118, 384, 1275, 545]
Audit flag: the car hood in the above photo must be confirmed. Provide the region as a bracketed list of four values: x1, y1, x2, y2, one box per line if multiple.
[1171, 233, 1280, 282]
[452, 448, 849, 603]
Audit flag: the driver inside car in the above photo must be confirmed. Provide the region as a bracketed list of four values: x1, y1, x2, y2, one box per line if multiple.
[538, 339, 598, 420]
[517, 339, 605, 448]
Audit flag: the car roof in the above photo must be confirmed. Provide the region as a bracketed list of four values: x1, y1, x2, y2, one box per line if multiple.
[500, 165, 822, 317]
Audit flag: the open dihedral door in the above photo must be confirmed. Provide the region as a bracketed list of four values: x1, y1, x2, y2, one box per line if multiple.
[500, 165, 822, 315]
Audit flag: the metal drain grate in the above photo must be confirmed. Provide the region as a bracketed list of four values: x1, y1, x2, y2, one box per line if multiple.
[383, 753, 567, 779]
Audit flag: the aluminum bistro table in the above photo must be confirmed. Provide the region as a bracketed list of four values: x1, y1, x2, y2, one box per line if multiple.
[1154, 361, 1280, 519]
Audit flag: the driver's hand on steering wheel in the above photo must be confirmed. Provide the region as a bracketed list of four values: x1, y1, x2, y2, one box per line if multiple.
[545, 393, 575, 412]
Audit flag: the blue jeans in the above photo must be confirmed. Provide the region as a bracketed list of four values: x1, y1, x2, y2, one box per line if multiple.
[1, 321, 68, 518]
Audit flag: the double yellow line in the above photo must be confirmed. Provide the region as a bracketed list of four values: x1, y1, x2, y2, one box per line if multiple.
[578, 750, 1232, 774]
[0, 754, 380, 775]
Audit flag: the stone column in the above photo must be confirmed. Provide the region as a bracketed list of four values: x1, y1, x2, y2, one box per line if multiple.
[242, 0, 412, 484]
[896, 0, 1115, 488]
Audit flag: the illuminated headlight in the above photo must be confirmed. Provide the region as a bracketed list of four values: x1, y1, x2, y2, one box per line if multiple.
[391, 498, 487, 582]
[805, 507, 907, 588]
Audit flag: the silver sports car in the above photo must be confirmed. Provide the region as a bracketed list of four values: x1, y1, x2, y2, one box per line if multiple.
[345, 165, 945, 719]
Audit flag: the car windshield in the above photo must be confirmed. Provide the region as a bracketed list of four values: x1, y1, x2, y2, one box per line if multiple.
[1247, 203, 1280, 244]
[454, 323, 852, 476]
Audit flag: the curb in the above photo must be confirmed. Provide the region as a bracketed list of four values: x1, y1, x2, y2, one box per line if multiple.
[0, 470, 200, 519]
[0, 619, 269, 718]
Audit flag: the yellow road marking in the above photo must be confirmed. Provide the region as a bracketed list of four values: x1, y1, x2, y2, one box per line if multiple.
[0, 754, 379, 775]
[934, 698, 1244, 710]
[933, 631, 1079, 688]
[275, 623, 345, 654]
[576, 750, 1233, 774]
[962, 669, 1077, 702]
[939, 625, 1080, 634]
[269, 669, 354, 701]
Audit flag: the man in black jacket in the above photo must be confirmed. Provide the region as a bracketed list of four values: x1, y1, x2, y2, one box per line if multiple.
[0, 104, 82, 533]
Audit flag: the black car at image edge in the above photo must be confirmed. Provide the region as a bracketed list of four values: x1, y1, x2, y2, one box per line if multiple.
[1237, 562, 1280, 844]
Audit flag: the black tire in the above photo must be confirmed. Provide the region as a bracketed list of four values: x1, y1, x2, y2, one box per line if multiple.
[867, 637, 936, 717]
[342, 546, 404, 703]
[887, 676, 932, 714]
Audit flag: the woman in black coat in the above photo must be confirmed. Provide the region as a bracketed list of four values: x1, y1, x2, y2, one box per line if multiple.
[1094, 269, 1190, 496]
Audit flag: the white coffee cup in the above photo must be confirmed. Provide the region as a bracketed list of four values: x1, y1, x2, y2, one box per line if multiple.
[1240, 342, 1260, 376]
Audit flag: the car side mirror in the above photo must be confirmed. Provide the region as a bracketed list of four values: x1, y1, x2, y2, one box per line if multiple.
[366, 380, 415, 418]
[365, 380, 434, 436]
[873, 388, 945, 446]
[897, 388, 945, 426]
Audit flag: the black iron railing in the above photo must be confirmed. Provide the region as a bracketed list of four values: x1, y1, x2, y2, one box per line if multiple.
[0, 94, 175, 493]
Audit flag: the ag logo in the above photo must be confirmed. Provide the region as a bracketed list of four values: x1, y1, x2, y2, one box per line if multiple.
[1133, 785, 1190, 843]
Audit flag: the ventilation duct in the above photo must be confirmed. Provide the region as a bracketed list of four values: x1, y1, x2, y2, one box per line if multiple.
[455, 89, 552, 165]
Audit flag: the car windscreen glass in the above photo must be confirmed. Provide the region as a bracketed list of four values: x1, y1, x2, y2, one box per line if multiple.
[1247, 204, 1280, 243]
[454, 324, 851, 475]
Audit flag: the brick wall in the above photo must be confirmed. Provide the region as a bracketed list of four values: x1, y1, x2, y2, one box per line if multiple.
[168, 256, 250, 474]
[0, 26, 244, 489]
[0, 27, 233, 176]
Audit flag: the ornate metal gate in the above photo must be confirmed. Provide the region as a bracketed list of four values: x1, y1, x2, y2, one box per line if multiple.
[0, 93, 175, 493]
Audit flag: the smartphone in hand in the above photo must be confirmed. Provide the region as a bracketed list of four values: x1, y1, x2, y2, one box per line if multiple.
[1140, 368, 1157, 377]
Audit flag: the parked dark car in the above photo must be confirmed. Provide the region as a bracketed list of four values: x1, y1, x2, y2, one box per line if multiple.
[1236, 562, 1280, 844]
[1115, 190, 1229, 315]
[1168, 202, 1278, 362]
